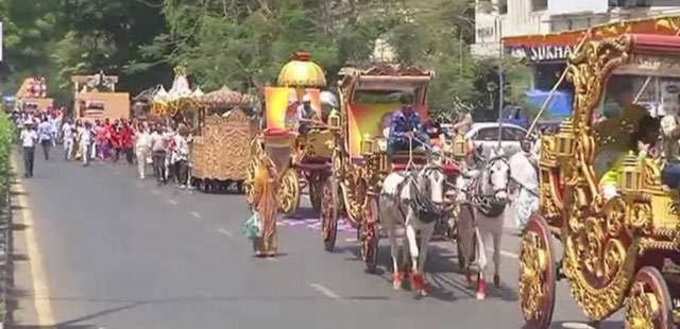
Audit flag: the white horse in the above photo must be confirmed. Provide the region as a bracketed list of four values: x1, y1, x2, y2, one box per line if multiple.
[456, 147, 511, 300]
[380, 162, 446, 296]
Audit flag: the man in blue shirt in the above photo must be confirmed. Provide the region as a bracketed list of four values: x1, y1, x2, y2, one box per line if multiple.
[388, 104, 429, 155]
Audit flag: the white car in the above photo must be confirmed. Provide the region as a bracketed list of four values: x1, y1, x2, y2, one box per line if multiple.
[465, 122, 527, 156]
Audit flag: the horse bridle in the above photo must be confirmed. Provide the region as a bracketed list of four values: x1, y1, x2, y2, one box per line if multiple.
[463, 155, 510, 209]
[385, 165, 445, 223]
[483, 155, 510, 198]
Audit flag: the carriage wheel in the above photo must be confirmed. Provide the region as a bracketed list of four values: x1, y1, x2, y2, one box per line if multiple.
[308, 172, 323, 213]
[279, 168, 300, 217]
[361, 197, 379, 273]
[624, 266, 673, 329]
[321, 177, 339, 252]
[519, 215, 556, 329]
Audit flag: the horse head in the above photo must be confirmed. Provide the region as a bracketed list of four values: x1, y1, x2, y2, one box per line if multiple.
[483, 148, 511, 204]
[411, 151, 446, 220]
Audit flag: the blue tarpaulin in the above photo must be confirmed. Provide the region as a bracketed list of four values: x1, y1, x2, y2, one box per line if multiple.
[525, 89, 573, 119]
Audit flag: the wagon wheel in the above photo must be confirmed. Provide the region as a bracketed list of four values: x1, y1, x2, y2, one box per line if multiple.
[279, 168, 300, 217]
[308, 172, 323, 213]
[624, 266, 673, 329]
[360, 197, 379, 273]
[519, 215, 556, 329]
[321, 176, 339, 252]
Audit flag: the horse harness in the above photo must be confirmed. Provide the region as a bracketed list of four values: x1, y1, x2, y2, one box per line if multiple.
[464, 156, 509, 218]
[382, 166, 444, 224]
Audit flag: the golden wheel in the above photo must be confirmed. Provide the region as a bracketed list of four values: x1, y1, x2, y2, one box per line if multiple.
[625, 266, 673, 329]
[279, 168, 300, 217]
[321, 176, 339, 252]
[360, 197, 379, 273]
[519, 215, 556, 329]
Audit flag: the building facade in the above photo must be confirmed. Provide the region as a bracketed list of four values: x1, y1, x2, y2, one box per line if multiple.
[472, 0, 680, 117]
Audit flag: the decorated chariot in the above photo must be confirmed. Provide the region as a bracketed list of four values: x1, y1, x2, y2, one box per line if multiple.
[520, 18, 680, 329]
[320, 65, 460, 272]
[245, 52, 334, 216]
[150, 67, 254, 192]
[191, 87, 255, 192]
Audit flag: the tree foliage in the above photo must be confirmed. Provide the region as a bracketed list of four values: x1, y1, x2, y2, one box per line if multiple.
[0, 0, 531, 121]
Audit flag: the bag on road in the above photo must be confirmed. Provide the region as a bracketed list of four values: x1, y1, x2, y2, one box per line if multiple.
[241, 212, 263, 239]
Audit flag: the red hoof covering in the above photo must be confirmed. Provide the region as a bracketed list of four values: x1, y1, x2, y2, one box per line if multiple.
[411, 273, 432, 294]
[393, 272, 406, 289]
[476, 278, 487, 300]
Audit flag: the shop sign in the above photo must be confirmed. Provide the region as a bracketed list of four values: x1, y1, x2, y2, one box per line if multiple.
[510, 45, 575, 62]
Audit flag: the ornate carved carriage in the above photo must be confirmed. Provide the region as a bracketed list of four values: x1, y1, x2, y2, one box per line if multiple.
[190, 87, 255, 191]
[245, 53, 332, 217]
[320, 65, 459, 272]
[520, 26, 680, 329]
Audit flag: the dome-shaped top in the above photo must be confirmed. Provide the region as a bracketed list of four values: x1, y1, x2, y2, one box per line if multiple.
[277, 52, 326, 88]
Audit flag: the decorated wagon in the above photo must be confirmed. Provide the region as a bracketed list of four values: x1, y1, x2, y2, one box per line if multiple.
[520, 18, 680, 329]
[191, 87, 255, 192]
[320, 65, 460, 272]
[246, 52, 335, 216]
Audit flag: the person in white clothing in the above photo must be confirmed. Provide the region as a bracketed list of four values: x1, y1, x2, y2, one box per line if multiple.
[134, 123, 152, 179]
[150, 125, 168, 184]
[37, 117, 53, 160]
[79, 122, 93, 166]
[173, 125, 190, 188]
[20, 122, 38, 177]
[62, 120, 75, 160]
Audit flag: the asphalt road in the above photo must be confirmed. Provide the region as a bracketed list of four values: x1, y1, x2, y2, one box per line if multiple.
[10, 147, 626, 329]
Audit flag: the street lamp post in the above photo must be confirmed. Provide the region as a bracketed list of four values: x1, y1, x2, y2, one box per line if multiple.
[497, 16, 504, 150]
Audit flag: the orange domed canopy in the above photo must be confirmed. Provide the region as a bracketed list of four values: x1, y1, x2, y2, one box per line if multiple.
[277, 52, 326, 88]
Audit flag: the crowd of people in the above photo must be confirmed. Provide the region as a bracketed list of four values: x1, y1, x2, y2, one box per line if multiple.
[14, 109, 191, 188]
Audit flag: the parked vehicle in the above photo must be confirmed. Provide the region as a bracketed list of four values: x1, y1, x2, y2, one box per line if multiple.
[465, 122, 527, 155]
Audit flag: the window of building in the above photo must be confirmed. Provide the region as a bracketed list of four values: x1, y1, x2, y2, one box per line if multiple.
[609, 0, 650, 7]
[498, 0, 508, 14]
[532, 0, 547, 11]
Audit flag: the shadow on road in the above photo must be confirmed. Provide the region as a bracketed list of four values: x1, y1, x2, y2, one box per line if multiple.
[332, 237, 519, 303]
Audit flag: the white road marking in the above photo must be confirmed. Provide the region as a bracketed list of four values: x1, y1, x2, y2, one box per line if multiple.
[309, 283, 341, 300]
[190, 211, 202, 220]
[167, 199, 178, 205]
[500, 250, 519, 259]
[12, 156, 55, 325]
[562, 323, 596, 329]
[485, 247, 519, 259]
[217, 228, 234, 238]
[344, 238, 357, 243]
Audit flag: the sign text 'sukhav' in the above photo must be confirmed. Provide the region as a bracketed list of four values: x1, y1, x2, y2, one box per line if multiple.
[510, 45, 575, 62]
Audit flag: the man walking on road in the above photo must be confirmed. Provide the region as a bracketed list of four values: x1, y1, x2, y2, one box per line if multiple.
[20, 122, 38, 178]
[38, 116, 53, 160]
[62, 119, 75, 160]
[135, 123, 151, 180]
[150, 125, 168, 184]
[79, 122, 93, 166]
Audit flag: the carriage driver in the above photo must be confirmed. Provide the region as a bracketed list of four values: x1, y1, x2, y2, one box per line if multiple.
[388, 99, 430, 155]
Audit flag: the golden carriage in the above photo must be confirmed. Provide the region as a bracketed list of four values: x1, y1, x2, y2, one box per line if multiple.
[520, 21, 680, 329]
[191, 87, 255, 192]
[245, 53, 334, 216]
[150, 68, 254, 192]
[320, 65, 461, 272]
